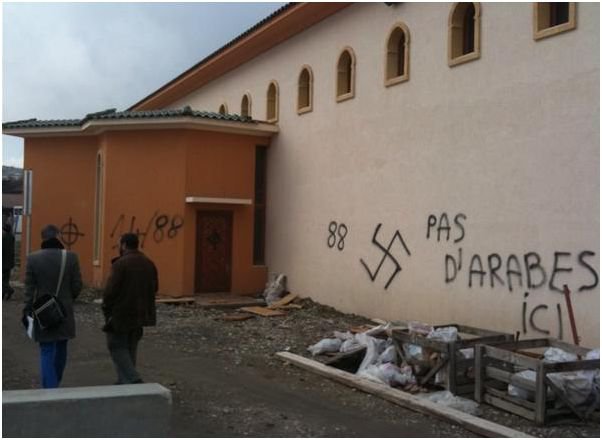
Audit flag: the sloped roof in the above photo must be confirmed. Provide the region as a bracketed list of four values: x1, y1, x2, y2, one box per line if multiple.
[2, 107, 252, 130]
[128, 3, 295, 111]
[129, 3, 351, 111]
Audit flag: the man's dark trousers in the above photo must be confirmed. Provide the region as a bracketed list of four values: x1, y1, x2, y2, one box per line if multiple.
[106, 328, 143, 384]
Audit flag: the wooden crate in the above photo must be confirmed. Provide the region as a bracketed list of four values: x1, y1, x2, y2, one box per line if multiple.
[474, 338, 600, 425]
[391, 324, 513, 395]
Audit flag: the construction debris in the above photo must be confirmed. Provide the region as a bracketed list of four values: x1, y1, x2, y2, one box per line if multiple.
[156, 296, 195, 304]
[263, 273, 287, 305]
[239, 306, 287, 317]
[268, 292, 298, 309]
[422, 390, 481, 416]
[220, 313, 255, 322]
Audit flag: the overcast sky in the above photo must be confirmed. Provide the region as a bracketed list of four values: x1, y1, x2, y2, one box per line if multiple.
[2, 1, 285, 168]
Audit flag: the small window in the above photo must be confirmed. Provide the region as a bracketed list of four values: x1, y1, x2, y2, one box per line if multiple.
[297, 65, 313, 114]
[385, 23, 410, 86]
[336, 48, 356, 102]
[266, 81, 279, 122]
[448, 2, 481, 67]
[241, 94, 251, 118]
[218, 103, 228, 115]
[533, 3, 576, 40]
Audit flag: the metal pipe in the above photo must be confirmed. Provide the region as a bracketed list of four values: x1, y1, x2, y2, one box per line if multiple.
[562, 284, 580, 346]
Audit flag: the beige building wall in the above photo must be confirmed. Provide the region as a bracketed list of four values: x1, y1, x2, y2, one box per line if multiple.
[169, 3, 600, 346]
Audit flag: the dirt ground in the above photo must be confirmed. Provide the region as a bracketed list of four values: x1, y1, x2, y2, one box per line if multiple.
[2, 286, 599, 438]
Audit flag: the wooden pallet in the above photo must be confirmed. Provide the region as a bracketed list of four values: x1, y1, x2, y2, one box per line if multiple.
[474, 338, 600, 425]
[392, 324, 514, 395]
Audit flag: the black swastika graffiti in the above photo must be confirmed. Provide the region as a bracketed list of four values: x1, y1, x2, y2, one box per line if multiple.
[359, 223, 411, 290]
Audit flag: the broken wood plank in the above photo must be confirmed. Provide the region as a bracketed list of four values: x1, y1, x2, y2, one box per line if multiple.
[273, 304, 302, 310]
[350, 325, 375, 334]
[276, 352, 532, 438]
[419, 356, 449, 386]
[221, 313, 255, 322]
[267, 293, 298, 309]
[156, 296, 195, 304]
[196, 293, 265, 309]
[239, 306, 287, 317]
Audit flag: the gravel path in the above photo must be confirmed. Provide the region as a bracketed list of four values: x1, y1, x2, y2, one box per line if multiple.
[2, 286, 599, 437]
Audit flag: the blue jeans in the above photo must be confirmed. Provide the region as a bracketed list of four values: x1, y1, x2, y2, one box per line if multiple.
[39, 340, 68, 388]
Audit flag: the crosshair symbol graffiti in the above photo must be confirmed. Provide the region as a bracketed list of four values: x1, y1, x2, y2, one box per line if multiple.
[60, 217, 84, 250]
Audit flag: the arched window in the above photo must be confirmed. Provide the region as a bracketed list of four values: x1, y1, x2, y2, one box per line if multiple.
[241, 94, 251, 118]
[533, 3, 576, 40]
[336, 47, 356, 101]
[448, 2, 481, 67]
[218, 103, 228, 115]
[297, 66, 313, 114]
[266, 81, 279, 122]
[385, 23, 410, 86]
[93, 152, 104, 263]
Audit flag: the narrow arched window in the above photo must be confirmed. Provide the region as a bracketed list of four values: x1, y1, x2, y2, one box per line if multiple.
[241, 94, 251, 118]
[218, 103, 228, 115]
[297, 66, 313, 114]
[93, 152, 104, 263]
[266, 81, 279, 122]
[448, 3, 481, 67]
[336, 48, 355, 101]
[533, 3, 576, 40]
[385, 23, 410, 86]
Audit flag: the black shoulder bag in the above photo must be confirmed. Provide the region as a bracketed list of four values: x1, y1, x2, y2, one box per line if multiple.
[33, 249, 67, 330]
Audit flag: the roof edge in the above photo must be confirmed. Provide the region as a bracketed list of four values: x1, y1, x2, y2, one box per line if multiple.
[3, 116, 279, 139]
[129, 2, 352, 111]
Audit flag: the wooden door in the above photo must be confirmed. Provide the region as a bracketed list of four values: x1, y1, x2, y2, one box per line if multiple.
[196, 211, 233, 293]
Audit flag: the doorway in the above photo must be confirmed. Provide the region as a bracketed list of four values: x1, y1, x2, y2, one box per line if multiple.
[195, 210, 233, 293]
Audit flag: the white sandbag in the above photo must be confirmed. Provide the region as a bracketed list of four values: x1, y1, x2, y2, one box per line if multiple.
[263, 273, 287, 304]
[333, 331, 354, 341]
[408, 321, 434, 336]
[340, 338, 362, 353]
[403, 343, 424, 362]
[377, 345, 397, 365]
[548, 371, 595, 407]
[307, 338, 342, 356]
[356, 333, 386, 373]
[364, 322, 392, 336]
[585, 348, 600, 360]
[508, 370, 536, 400]
[357, 363, 414, 387]
[459, 348, 474, 359]
[423, 390, 481, 416]
[543, 347, 578, 363]
[427, 326, 458, 342]
[399, 364, 417, 385]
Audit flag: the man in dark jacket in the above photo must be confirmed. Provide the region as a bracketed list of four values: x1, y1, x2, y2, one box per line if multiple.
[24, 224, 83, 388]
[3, 222, 16, 300]
[103, 233, 158, 384]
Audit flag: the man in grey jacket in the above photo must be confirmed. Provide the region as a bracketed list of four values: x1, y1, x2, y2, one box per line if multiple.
[24, 224, 83, 388]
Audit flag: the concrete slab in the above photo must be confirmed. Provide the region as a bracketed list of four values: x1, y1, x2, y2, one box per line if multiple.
[2, 383, 171, 437]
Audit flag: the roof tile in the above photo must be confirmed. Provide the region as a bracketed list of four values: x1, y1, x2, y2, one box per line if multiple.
[3, 107, 254, 130]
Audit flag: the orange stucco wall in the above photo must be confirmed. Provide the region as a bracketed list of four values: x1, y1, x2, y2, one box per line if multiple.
[94, 130, 188, 295]
[21, 128, 270, 297]
[22, 136, 98, 283]
[182, 130, 270, 295]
